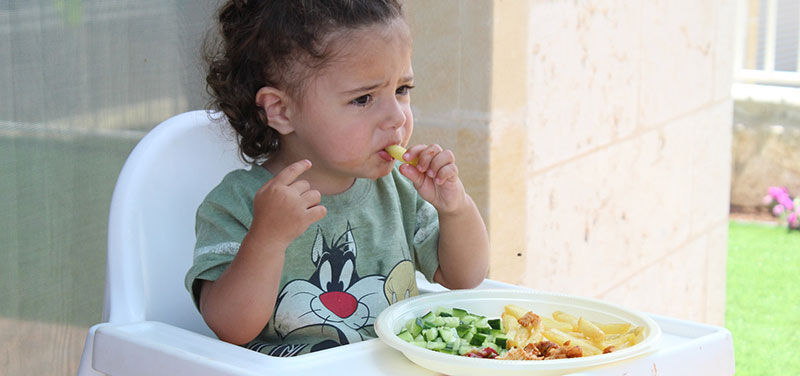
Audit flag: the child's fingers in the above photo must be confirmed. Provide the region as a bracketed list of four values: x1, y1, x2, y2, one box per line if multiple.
[415, 144, 443, 172]
[402, 143, 460, 185]
[433, 163, 459, 185]
[306, 204, 327, 222]
[300, 188, 322, 207]
[430, 148, 455, 168]
[289, 179, 311, 194]
[398, 163, 426, 189]
[403, 144, 427, 163]
[273, 159, 312, 185]
[424, 148, 455, 178]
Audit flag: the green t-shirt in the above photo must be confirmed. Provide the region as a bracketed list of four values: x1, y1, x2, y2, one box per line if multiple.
[184, 163, 440, 356]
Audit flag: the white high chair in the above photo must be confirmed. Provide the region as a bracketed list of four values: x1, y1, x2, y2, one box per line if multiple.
[75, 110, 484, 376]
[77, 110, 256, 375]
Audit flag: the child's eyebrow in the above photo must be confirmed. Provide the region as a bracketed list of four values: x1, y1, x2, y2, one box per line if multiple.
[342, 82, 383, 95]
[341, 75, 414, 95]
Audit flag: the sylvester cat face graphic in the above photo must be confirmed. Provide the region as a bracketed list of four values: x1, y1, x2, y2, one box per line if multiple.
[273, 223, 388, 348]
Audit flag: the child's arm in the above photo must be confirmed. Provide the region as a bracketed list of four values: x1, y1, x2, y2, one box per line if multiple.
[399, 144, 490, 289]
[198, 160, 326, 345]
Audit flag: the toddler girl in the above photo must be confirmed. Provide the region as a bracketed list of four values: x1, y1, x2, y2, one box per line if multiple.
[185, 0, 489, 357]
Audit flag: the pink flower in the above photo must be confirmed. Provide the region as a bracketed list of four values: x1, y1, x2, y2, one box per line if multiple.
[778, 196, 795, 211]
[788, 212, 799, 229]
[773, 204, 785, 216]
[768, 186, 789, 199]
[762, 194, 775, 205]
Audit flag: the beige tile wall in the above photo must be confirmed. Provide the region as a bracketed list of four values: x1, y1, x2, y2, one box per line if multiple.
[405, 0, 733, 325]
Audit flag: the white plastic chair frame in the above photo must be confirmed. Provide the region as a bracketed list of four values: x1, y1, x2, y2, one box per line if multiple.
[78, 110, 251, 375]
[77, 110, 514, 375]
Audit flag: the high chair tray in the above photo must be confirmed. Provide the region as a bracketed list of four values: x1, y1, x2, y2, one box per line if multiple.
[86, 279, 734, 376]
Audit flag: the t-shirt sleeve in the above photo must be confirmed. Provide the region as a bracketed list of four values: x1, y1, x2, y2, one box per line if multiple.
[413, 197, 440, 282]
[184, 196, 251, 309]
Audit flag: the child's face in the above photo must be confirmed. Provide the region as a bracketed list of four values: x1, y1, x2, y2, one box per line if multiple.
[286, 19, 414, 182]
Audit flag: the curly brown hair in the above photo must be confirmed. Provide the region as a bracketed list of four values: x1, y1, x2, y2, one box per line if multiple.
[204, 0, 405, 163]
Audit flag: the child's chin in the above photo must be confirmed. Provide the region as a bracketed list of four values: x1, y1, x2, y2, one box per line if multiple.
[368, 163, 395, 179]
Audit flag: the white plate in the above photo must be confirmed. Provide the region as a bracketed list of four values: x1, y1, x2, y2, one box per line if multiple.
[374, 289, 662, 376]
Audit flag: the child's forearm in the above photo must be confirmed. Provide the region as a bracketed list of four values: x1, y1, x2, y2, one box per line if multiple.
[434, 194, 490, 289]
[198, 230, 287, 345]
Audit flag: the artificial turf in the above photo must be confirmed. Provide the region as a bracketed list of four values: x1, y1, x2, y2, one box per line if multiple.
[726, 220, 800, 375]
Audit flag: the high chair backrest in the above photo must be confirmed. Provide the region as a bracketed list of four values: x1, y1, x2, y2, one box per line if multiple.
[104, 111, 247, 337]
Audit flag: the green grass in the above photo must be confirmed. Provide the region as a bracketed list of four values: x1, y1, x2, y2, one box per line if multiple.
[726, 221, 800, 376]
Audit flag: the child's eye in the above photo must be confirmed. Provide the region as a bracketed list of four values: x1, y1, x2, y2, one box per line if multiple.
[351, 94, 372, 106]
[396, 85, 415, 95]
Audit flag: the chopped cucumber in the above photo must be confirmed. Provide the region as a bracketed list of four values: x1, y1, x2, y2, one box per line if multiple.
[396, 306, 509, 357]
[455, 324, 472, 337]
[445, 341, 460, 352]
[469, 333, 487, 346]
[435, 307, 453, 316]
[397, 330, 413, 342]
[464, 332, 474, 344]
[442, 317, 460, 328]
[483, 341, 500, 353]
[408, 323, 422, 337]
[438, 327, 458, 344]
[461, 314, 479, 325]
[423, 328, 439, 341]
[408, 319, 423, 337]
[452, 308, 468, 318]
[426, 341, 447, 350]
[429, 317, 446, 327]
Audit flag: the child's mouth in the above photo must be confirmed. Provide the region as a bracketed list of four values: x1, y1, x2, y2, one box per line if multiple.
[377, 150, 393, 162]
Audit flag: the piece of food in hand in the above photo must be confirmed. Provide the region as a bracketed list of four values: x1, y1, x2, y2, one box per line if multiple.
[385, 145, 418, 166]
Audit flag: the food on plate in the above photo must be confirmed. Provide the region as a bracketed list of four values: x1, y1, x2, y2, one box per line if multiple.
[385, 145, 418, 166]
[396, 307, 507, 357]
[395, 304, 645, 361]
[498, 304, 645, 359]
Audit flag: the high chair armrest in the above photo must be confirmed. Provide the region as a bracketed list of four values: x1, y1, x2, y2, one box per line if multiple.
[86, 320, 439, 376]
[90, 321, 269, 376]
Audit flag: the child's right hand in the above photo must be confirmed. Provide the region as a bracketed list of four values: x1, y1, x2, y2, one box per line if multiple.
[250, 160, 327, 246]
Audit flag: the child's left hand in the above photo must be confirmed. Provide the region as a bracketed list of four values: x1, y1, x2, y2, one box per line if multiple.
[398, 144, 467, 214]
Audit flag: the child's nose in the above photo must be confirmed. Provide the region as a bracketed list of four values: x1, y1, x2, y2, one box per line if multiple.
[379, 98, 407, 130]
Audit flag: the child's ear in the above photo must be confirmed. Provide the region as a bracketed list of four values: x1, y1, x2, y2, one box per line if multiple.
[255, 86, 294, 135]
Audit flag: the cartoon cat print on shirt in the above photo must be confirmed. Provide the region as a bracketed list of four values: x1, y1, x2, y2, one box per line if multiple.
[272, 222, 390, 353]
